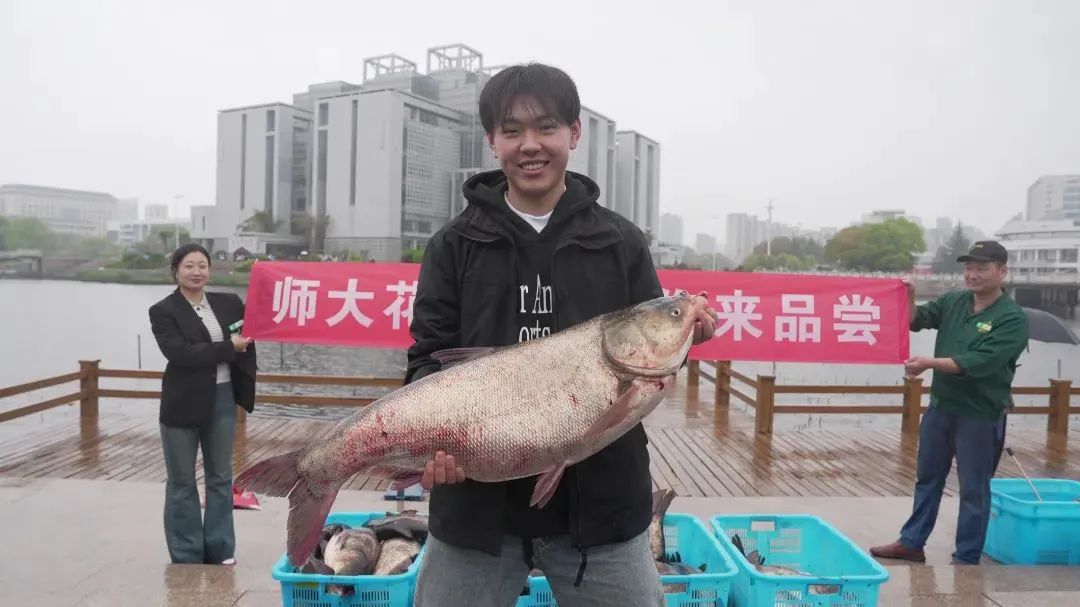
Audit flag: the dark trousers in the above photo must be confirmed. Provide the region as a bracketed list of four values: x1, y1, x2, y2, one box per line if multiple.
[160, 382, 237, 564]
[899, 405, 1006, 564]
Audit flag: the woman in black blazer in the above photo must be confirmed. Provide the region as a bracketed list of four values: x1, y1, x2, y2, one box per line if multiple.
[149, 243, 257, 565]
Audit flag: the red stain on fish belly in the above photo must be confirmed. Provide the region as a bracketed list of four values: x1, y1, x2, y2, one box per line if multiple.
[568, 393, 579, 407]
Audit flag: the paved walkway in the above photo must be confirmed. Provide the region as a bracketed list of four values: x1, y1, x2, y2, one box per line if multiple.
[1, 477, 1078, 605]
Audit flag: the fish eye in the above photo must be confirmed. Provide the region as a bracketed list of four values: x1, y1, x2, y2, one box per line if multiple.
[671, 309, 681, 317]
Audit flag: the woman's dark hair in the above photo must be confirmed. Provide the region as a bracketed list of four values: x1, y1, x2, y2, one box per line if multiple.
[478, 63, 580, 135]
[170, 243, 212, 282]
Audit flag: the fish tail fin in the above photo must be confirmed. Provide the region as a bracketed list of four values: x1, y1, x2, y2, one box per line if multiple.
[235, 450, 344, 567]
[235, 450, 305, 497]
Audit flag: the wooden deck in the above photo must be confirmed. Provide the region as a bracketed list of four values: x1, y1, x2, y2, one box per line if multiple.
[2, 371, 1077, 498]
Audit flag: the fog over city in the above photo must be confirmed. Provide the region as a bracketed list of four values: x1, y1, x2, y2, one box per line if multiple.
[2, 0, 1079, 244]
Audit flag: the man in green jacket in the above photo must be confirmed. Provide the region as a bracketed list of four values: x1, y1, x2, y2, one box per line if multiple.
[871, 240, 1029, 565]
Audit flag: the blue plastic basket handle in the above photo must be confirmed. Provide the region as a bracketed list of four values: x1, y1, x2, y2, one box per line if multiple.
[749, 517, 778, 533]
[808, 583, 841, 596]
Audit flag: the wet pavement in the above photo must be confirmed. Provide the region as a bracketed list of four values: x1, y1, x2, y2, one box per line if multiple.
[1, 476, 1077, 606]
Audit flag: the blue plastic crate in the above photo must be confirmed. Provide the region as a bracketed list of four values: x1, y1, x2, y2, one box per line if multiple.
[516, 512, 736, 607]
[984, 478, 1080, 565]
[272, 511, 428, 607]
[710, 514, 889, 607]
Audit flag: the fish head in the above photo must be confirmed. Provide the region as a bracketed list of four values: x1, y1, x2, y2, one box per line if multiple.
[602, 291, 710, 378]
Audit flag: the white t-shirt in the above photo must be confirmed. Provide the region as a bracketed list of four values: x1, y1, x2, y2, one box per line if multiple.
[505, 193, 552, 233]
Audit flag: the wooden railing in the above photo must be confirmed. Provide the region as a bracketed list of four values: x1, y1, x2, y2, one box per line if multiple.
[0, 360, 402, 426]
[689, 360, 1079, 436]
[2, 360, 1077, 439]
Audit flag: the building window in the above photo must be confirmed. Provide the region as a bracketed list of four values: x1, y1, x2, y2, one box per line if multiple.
[646, 144, 655, 230]
[240, 114, 247, 209]
[350, 100, 358, 207]
[1061, 249, 1079, 263]
[588, 117, 599, 178]
[292, 120, 310, 212]
[317, 132, 327, 216]
[266, 109, 276, 132]
[318, 103, 329, 127]
[265, 134, 275, 215]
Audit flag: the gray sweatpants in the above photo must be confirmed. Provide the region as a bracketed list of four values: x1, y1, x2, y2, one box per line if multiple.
[413, 529, 665, 607]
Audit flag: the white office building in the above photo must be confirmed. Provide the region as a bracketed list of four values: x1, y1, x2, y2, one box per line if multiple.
[192, 103, 313, 251]
[995, 219, 1080, 275]
[0, 184, 118, 237]
[1027, 175, 1080, 221]
[615, 131, 660, 239]
[314, 88, 462, 260]
[571, 107, 617, 210]
[200, 43, 662, 258]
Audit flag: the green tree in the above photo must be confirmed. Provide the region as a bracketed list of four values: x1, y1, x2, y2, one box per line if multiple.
[0, 217, 55, 251]
[401, 247, 425, 263]
[239, 210, 282, 233]
[931, 223, 971, 273]
[70, 237, 120, 260]
[742, 252, 815, 272]
[824, 218, 925, 272]
[137, 225, 190, 254]
[752, 235, 824, 262]
[0, 216, 6, 249]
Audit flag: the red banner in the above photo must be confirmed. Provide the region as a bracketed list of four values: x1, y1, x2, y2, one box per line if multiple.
[243, 261, 909, 364]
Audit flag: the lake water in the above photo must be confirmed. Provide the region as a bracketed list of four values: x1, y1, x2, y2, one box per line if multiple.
[1, 278, 1078, 413]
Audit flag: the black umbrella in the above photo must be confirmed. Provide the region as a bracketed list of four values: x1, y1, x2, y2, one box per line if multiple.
[1021, 307, 1080, 345]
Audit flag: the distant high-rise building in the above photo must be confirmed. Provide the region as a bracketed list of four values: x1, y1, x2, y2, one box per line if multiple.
[1027, 175, 1080, 220]
[144, 203, 170, 220]
[660, 213, 684, 246]
[695, 233, 717, 255]
[615, 131, 660, 239]
[0, 184, 117, 237]
[725, 212, 766, 262]
[115, 198, 139, 223]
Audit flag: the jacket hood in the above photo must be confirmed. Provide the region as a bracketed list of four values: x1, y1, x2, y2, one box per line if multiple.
[454, 169, 616, 247]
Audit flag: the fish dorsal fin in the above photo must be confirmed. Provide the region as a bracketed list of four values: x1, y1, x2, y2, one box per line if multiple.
[651, 488, 676, 518]
[431, 346, 498, 369]
[731, 534, 745, 556]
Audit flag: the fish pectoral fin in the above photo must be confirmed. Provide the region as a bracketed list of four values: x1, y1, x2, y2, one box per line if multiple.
[582, 380, 642, 442]
[529, 463, 568, 509]
[431, 346, 499, 369]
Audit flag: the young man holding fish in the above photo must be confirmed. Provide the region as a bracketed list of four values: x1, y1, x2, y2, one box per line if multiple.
[405, 63, 718, 605]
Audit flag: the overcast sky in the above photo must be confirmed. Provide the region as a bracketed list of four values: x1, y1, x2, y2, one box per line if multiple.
[2, 0, 1078, 244]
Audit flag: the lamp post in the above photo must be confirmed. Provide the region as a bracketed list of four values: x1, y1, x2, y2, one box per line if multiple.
[172, 194, 185, 249]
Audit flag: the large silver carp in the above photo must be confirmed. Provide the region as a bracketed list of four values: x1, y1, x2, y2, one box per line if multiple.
[235, 291, 712, 567]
